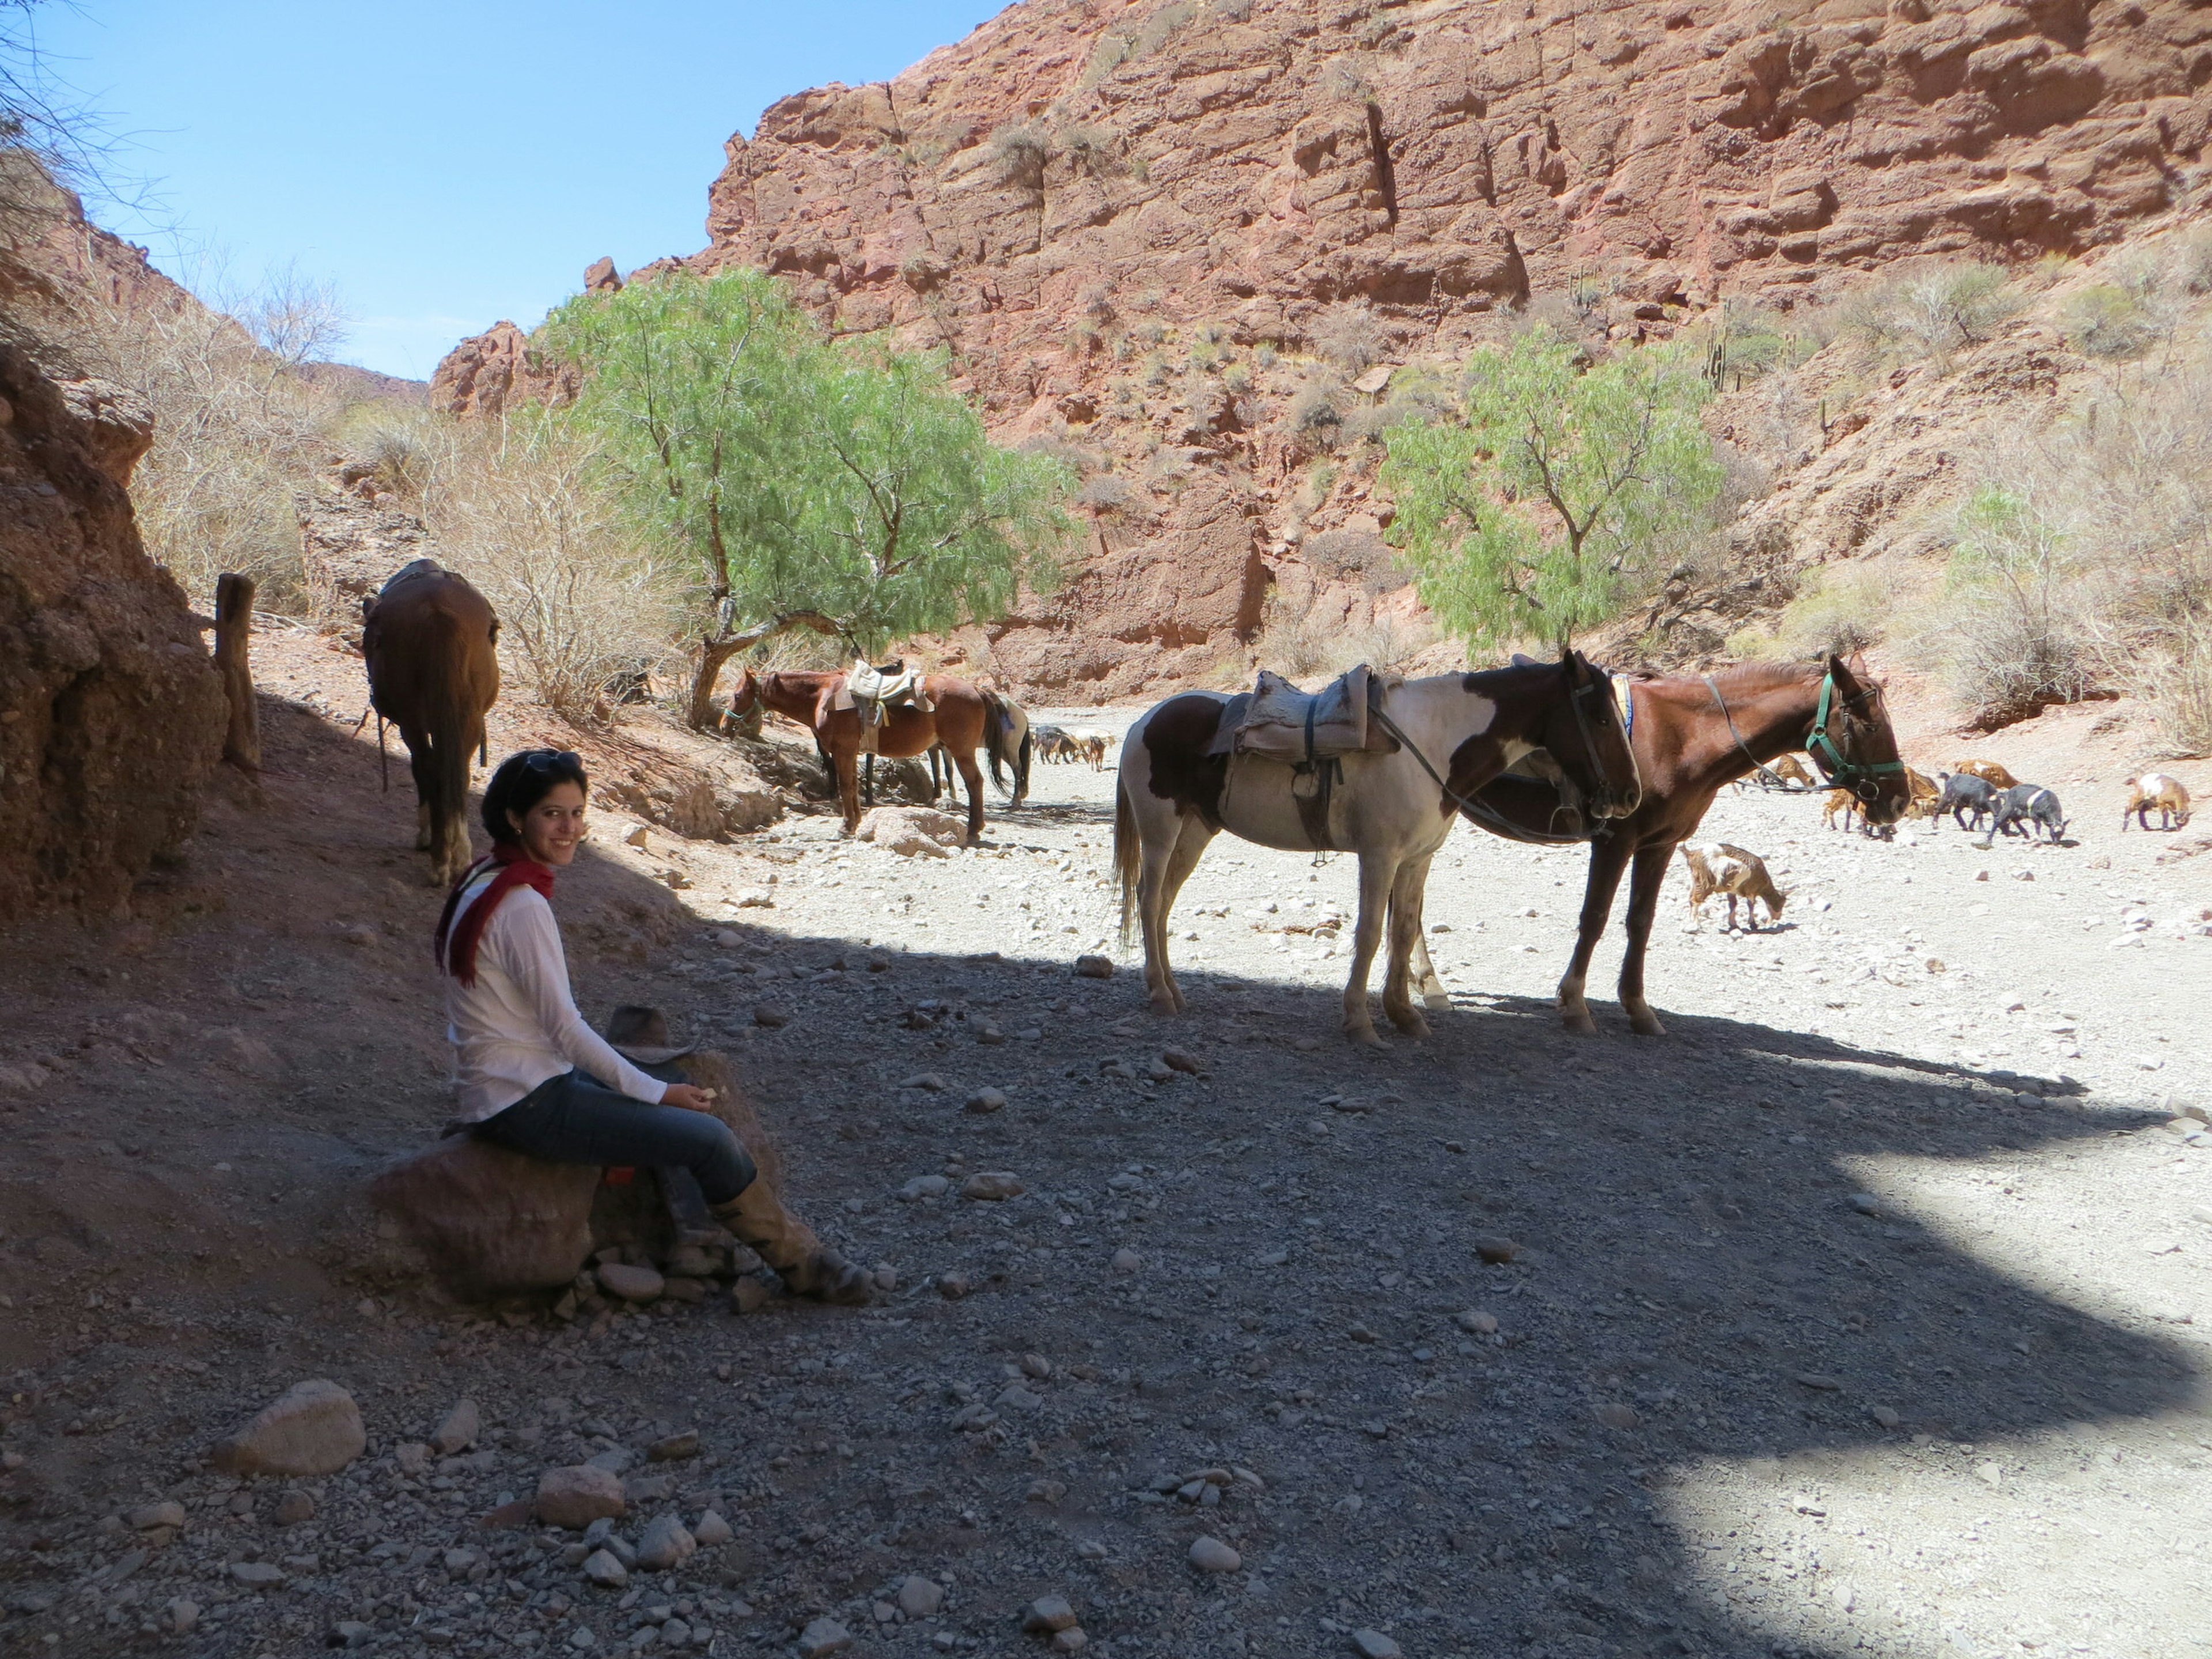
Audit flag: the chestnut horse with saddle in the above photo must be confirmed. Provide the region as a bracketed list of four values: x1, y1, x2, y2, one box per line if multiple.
[726, 667, 997, 843]
[1436, 653, 1907, 1035]
[1118, 650, 1642, 1045]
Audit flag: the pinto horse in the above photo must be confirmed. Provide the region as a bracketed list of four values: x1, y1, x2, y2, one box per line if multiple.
[727, 668, 995, 843]
[1116, 652, 1642, 1045]
[1438, 654, 1907, 1036]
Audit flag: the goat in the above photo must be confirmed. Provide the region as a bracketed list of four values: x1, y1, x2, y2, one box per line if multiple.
[1820, 787, 1858, 832]
[2122, 772, 2192, 831]
[1904, 766, 1940, 818]
[1934, 770, 2001, 832]
[1982, 783, 2067, 847]
[1681, 841, 1788, 932]
[1952, 758, 2020, 790]
[1031, 724, 1080, 764]
[1072, 729, 1115, 769]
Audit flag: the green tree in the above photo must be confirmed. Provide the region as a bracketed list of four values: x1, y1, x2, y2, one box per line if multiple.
[546, 267, 1073, 727]
[1379, 329, 1721, 653]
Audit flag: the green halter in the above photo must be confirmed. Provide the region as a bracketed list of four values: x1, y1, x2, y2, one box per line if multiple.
[1807, 672, 1904, 801]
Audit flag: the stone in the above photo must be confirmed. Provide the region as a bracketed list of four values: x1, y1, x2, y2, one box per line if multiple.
[1161, 1048, 1202, 1074]
[648, 1430, 700, 1462]
[1869, 1404, 1902, 1430]
[583, 1547, 629, 1589]
[1021, 1353, 1053, 1379]
[164, 1598, 199, 1635]
[433, 1397, 480, 1455]
[329, 1619, 373, 1649]
[396, 1441, 431, 1475]
[1594, 1403, 1639, 1430]
[937, 1271, 972, 1299]
[443, 1547, 480, 1575]
[230, 1560, 286, 1589]
[1111, 1248, 1142, 1275]
[369, 1135, 601, 1298]
[902, 1073, 948, 1091]
[1793, 1372, 1844, 1392]
[635, 1513, 698, 1571]
[597, 1262, 665, 1302]
[1024, 1595, 1078, 1633]
[661, 1275, 709, 1303]
[900, 1175, 952, 1201]
[210, 1380, 366, 1477]
[695, 1510, 733, 1547]
[1051, 1630, 1089, 1653]
[961, 1171, 1025, 1200]
[1188, 1536, 1241, 1572]
[897, 1575, 944, 1618]
[964, 1087, 1007, 1114]
[798, 1616, 854, 1657]
[536, 1464, 627, 1528]
[754, 1004, 791, 1028]
[274, 1488, 317, 1526]
[732, 1277, 774, 1314]
[1351, 1631, 1403, 1659]
[568, 1629, 598, 1650]
[128, 1501, 186, 1532]
[1074, 955, 1113, 979]
[1847, 1192, 1883, 1217]
[1452, 1309, 1498, 1335]
[1975, 1461, 2004, 1486]
[1473, 1235, 1519, 1264]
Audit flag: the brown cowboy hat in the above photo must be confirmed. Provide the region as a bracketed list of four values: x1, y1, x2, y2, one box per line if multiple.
[604, 1005, 697, 1067]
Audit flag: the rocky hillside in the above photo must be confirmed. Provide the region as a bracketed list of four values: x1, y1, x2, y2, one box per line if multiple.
[439, 0, 2212, 695]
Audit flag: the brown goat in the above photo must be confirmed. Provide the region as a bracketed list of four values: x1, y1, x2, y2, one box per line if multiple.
[1681, 841, 1788, 931]
[362, 560, 501, 887]
[2122, 772, 2192, 831]
[1953, 758, 2019, 790]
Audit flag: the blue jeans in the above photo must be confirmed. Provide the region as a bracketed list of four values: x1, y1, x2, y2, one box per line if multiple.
[474, 1069, 756, 1206]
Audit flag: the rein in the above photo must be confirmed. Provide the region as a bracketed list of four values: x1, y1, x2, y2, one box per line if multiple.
[1702, 671, 1903, 802]
[1371, 669, 1627, 840]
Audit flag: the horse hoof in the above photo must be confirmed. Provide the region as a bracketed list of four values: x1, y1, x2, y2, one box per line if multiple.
[1422, 991, 1453, 1013]
[1628, 1013, 1667, 1037]
[1387, 1010, 1430, 1038]
[1346, 1024, 1383, 1048]
[1560, 1009, 1599, 1036]
[1149, 993, 1179, 1016]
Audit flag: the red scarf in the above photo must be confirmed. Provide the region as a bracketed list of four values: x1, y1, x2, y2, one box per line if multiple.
[433, 843, 556, 987]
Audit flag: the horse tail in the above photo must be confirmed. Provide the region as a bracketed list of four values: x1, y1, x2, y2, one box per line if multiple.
[1115, 776, 1140, 952]
[984, 694, 1009, 791]
[1014, 722, 1032, 807]
[429, 685, 474, 873]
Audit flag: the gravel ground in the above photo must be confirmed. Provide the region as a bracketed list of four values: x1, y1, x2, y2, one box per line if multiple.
[1, 667, 2208, 1659]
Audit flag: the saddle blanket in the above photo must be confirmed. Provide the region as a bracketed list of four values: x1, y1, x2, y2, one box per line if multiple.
[833, 660, 935, 716]
[1206, 664, 1397, 764]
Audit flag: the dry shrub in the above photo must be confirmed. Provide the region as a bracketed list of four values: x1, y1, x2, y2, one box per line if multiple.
[1839, 263, 2020, 368]
[1762, 567, 1889, 657]
[412, 411, 681, 725]
[67, 289, 342, 607]
[1311, 302, 1387, 372]
[1260, 585, 1433, 679]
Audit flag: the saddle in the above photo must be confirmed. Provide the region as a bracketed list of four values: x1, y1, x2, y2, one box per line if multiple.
[832, 658, 935, 754]
[1208, 665, 1399, 850]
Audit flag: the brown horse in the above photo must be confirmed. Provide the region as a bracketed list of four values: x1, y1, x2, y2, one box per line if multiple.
[362, 560, 502, 887]
[1442, 654, 1907, 1036]
[727, 668, 995, 843]
[1117, 652, 1642, 1044]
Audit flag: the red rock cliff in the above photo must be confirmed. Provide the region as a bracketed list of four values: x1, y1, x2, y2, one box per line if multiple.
[444, 0, 2212, 695]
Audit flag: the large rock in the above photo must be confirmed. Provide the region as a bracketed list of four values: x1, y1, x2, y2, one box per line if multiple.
[0, 343, 225, 923]
[293, 460, 438, 637]
[535, 1464, 626, 1529]
[368, 1135, 603, 1300]
[427, 319, 577, 419]
[210, 1380, 366, 1476]
[437, 0, 2212, 699]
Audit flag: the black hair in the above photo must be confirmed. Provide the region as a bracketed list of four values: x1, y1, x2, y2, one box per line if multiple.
[481, 749, 589, 845]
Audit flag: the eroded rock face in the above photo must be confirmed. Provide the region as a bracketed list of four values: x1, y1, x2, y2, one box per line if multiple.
[427, 319, 577, 419]
[438, 0, 2212, 694]
[0, 343, 225, 923]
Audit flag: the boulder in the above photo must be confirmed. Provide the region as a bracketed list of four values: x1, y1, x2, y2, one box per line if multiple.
[210, 1381, 365, 1477]
[855, 805, 964, 856]
[431, 1398, 479, 1455]
[634, 1513, 696, 1571]
[368, 1137, 601, 1299]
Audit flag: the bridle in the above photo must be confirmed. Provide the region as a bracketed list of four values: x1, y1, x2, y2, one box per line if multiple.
[1376, 658, 1638, 835]
[1703, 670, 1904, 804]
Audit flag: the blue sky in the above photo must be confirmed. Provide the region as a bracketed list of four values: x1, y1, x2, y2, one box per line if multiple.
[39, 1, 1003, 379]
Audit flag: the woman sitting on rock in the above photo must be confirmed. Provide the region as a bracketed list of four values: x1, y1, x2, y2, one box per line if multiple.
[435, 747, 870, 1304]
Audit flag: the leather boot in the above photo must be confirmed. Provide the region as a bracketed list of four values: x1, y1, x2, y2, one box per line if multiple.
[709, 1183, 873, 1306]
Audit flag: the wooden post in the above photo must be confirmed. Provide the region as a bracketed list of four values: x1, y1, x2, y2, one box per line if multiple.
[213, 572, 259, 772]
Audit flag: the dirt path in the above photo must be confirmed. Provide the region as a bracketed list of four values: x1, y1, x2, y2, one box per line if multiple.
[1, 649, 2207, 1659]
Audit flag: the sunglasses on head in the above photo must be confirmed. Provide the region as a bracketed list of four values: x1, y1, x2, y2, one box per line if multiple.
[518, 749, 582, 775]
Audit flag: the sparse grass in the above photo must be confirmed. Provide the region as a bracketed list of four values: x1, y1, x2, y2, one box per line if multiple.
[2060, 283, 2165, 360]
[1746, 567, 1890, 658]
[1260, 586, 1433, 678]
[987, 123, 1050, 191]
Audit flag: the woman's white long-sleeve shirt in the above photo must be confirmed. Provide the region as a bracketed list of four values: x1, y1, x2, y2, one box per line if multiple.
[442, 869, 666, 1122]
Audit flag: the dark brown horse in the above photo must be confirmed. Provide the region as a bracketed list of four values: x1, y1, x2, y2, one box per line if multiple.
[727, 668, 995, 843]
[1443, 653, 1907, 1036]
[362, 560, 501, 887]
[1117, 652, 1642, 1044]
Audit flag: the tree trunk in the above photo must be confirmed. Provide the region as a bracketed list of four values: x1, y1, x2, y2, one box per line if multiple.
[688, 635, 747, 731]
[214, 573, 260, 772]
